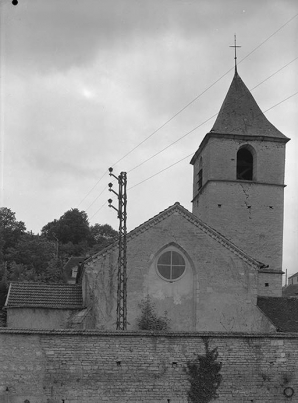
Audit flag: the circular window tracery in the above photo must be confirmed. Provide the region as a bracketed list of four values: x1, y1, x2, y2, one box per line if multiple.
[157, 250, 186, 281]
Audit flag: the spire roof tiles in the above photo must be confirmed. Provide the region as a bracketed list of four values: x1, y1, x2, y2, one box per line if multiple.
[211, 71, 288, 139]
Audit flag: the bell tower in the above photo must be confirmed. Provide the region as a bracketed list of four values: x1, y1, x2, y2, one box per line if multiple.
[191, 69, 290, 296]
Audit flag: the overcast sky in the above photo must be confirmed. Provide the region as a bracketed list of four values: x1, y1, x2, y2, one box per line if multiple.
[1, 0, 297, 278]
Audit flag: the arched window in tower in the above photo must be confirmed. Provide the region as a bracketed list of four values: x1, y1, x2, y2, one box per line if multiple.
[237, 147, 253, 180]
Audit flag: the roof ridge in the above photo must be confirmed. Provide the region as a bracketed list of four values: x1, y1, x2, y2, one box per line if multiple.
[85, 202, 182, 262]
[10, 281, 81, 287]
[86, 202, 262, 269]
[172, 203, 262, 268]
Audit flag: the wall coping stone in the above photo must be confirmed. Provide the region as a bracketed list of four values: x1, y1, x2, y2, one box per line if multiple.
[0, 328, 298, 338]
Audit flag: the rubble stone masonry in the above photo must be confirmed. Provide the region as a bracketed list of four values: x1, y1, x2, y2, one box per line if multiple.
[0, 329, 297, 403]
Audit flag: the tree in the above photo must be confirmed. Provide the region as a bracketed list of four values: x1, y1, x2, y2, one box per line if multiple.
[41, 210, 118, 258]
[186, 340, 222, 403]
[40, 219, 60, 241]
[0, 207, 118, 285]
[41, 208, 90, 245]
[136, 295, 170, 331]
[0, 208, 26, 297]
[90, 223, 118, 241]
[0, 207, 26, 257]
[6, 261, 36, 282]
[0, 263, 8, 307]
[5, 233, 56, 274]
[89, 223, 118, 254]
[36, 257, 64, 283]
[58, 241, 89, 260]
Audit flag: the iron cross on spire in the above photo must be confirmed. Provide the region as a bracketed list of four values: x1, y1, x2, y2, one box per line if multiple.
[229, 34, 241, 73]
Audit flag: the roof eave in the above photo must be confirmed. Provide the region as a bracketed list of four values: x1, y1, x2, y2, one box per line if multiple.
[190, 132, 290, 165]
[6, 305, 84, 310]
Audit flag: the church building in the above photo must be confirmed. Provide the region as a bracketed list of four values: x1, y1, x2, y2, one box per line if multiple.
[5, 67, 296, 333]
[80, 67, 292, 333]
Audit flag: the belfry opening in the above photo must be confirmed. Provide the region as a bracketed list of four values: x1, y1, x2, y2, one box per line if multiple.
[236, 147, 253, 180]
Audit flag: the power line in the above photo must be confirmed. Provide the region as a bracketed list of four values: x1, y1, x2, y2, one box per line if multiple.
[112, 69, 233, 167]
[77, 170, 108, 208]
[263, 91, 298, 114]
[78, 14, 298, 209]
[249, 56, 298, 92]
[89, 201, 108, 220]
[127, 90, 298, 192]
[237, 12, 298, 67]
[85, 186, 107, 211]
[88, 62, 297, 217]
[128, 114, 217, 173]
[113, 12, 298, 168]
[128, 153, 193, 190]
[127, 56, 298, 174]
[82, 15, 298, 216]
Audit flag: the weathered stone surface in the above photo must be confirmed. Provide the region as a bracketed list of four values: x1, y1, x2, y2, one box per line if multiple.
[192, 136, 287, 281]
[83, 206, 274, 332]
[0, 329, 297, 403]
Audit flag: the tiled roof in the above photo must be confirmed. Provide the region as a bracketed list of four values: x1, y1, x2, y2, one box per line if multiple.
[86, 202, 263, 270]
[211, 71, 289, 140]
[282, 284, 298, 297]
[257, 297, 298, 332]
[288, 271, 298, 279]
[0, 310, 6, 327]
[5, 282, 83, 309]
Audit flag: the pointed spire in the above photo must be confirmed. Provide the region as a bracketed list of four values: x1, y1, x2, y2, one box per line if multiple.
[211, 71, 288, 139]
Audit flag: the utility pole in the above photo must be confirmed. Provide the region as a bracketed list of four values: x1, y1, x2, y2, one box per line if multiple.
[108, 167, 127, 330]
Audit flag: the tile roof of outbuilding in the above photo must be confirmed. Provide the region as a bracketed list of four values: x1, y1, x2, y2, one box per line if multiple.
[257, 297, 298, 332]
[211, 71, 289, 139]
[5, 282, 83, 309]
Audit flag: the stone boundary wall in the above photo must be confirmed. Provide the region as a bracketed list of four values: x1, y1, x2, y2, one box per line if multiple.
[0, 329, 298, 403]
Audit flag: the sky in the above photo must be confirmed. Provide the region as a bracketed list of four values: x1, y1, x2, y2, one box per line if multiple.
[0, 0, 297, 279]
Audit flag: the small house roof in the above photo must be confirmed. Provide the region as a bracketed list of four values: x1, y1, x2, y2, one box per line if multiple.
[257, 297, 298, 332]
[5, 282, 83, 310]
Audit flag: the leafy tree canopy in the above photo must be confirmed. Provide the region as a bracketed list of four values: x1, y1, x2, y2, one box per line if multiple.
[5, 233, 56, 274]
[0, 206, 117, 299]
[0, 207, 26, 256]
[41, 208, 91, 245]
[90, 223, 118, 240]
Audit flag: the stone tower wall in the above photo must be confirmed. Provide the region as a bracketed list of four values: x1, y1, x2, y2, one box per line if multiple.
[192, 136, 286, 292]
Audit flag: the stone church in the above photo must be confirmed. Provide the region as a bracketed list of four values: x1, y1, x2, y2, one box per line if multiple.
[80, 67, 291, 333]
[5, 67, 296, 333]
